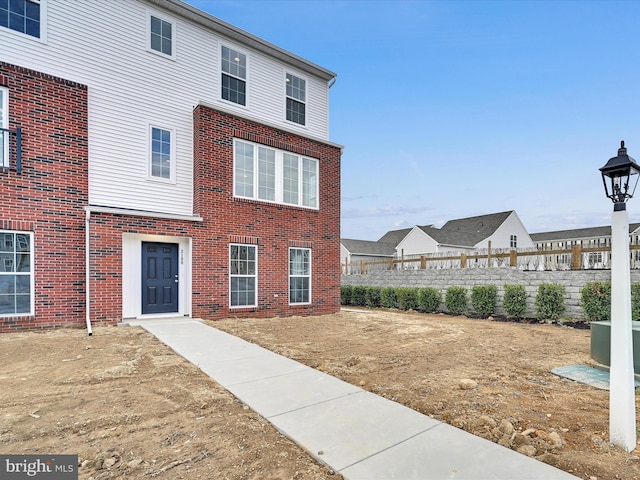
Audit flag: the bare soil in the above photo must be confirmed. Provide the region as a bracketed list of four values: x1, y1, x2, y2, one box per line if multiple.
[1, 309, 639, 480]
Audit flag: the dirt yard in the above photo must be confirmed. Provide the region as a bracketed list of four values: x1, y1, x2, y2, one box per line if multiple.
[1, 309, 639, 480]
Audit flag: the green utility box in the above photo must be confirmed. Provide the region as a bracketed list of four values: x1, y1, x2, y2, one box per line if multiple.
[590, 321, 640, 373]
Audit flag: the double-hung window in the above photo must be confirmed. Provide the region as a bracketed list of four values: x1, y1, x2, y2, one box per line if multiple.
[510, 235, 517, 248]
[149, 126, 175, 182]
[289, 248, 311, 304]
[0, 231, 33, 315]
[149, 13, 173, 58]
[230, 244, 256, 307]
[0, 87, 7, 168]
[234, 139, 318, 209]
[221, 45, 247, 106]
[285, 73, 306, 125]
[0, 0, 40, 38]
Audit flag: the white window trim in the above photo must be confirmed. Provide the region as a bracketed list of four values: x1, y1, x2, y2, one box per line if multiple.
[229, 243, 258, 309]
[146, 9, 176, 60]
[220, 43, 249, 109]
[0, 0, 47, 43]
[0, 230, 34, 316]
[289, 247, 311, 305]
[233, 139, 319, 210]
[147, 124, 177, 184]
[0, 86, 8, 168]
[284, 71, 308, 128]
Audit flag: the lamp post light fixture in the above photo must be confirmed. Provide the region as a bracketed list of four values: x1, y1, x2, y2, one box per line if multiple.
[599, 140, 639, 452]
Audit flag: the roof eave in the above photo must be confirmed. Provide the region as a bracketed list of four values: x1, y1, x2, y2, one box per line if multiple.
[152, 0, 338, 82]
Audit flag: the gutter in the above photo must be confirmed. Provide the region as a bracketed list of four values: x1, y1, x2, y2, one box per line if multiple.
[85, 209, 93, 336]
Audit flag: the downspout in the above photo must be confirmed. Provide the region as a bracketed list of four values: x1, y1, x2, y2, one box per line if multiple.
[85, 208, 93, 336]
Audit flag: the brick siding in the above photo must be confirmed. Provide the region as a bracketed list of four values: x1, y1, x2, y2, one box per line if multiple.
[0, 62, 88, 331]
[0, 64, 341, 331]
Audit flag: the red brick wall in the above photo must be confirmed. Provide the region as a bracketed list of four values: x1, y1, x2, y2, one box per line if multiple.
[0, 62, 88, 332]
[192, 105, 342, 319]
[89, 106, 342, 322]
[0, 62, 341, 330]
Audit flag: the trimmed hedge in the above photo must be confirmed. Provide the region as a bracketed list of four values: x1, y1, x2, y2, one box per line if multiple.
[397, 287, 420, 311]
[471, 285, 497, 316]
[581, 281, 611, 323]
[535, 283, 566, 321]
[503, 284, 527, 318]
[340, 285, 352, 306]
[633, 283, 640, 322]
[342, 282, 640, 324]
[445, 286, 468, 316]
[417, 287, 441, 313]
[365, 286, 382, 308]
[380, 287, 398, 309]
[350, 285, 367, 306]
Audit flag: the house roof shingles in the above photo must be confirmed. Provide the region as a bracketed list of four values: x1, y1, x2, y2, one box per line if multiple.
[341, 239, 396, 257]
[530, 223, 640, 242]
[420, 210, 514, 247]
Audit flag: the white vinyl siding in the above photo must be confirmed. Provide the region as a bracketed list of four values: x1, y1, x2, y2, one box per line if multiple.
[234, 139, 319, 209]
[0, 87, 7, 167]
[0, 1, 331, 216]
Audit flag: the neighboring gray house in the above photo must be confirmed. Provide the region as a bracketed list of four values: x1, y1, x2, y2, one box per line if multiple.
[396, 211, 534, 256]
[341, 211, 534, 271]
[340, 239, 397, 273]
[530, 223, 640, 250]
[531, 223, 640, 268]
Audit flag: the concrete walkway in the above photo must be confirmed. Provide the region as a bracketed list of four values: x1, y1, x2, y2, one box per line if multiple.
[132, 318, 579, 479]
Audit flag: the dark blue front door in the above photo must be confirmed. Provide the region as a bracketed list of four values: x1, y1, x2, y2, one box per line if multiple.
[142, 242, 178, 314]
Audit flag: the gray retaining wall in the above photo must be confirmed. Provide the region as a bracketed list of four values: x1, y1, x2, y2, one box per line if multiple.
[341, 269, 640, 319]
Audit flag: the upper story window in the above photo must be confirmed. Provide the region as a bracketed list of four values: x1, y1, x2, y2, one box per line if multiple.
[0, 87, 7, 168]
[234, 139, 318, 209]
[149, 13, 173, 58]
[221, 45, 246, 106]
[286, 73, 306, 125]
[0, 0, 40, 38]
[149, 126, 175, 183]
[510, 235, 517, 248]
[0, 231, 33, 316]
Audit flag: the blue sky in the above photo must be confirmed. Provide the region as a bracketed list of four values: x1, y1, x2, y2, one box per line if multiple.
[190, 0, 640, 241]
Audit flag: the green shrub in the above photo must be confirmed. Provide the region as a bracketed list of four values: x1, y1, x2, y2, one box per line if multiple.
[445, 286, 468, 316]
[580, 281, 611, 323]
[350, 285, 367, 306]
[397, 287, 420, 311]
[340, 285, 352, 306]
[503, 284, 527, 318]
[535, 283, 566, 321]
[471, 285, 497, 316]
[380, 287, 398, 309]
[632, 283, 640, 321]
[418, 287, 441, 313]
[365, 286, 382, 308]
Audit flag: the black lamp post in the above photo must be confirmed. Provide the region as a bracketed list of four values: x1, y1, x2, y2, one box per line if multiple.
[600, 141, 640, 210]
[599, 140, 638, 452]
